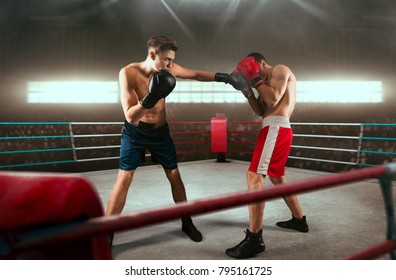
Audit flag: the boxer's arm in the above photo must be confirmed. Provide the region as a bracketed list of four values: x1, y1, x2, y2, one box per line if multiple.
[243, 87, 265, 117]
[119, 68, 148, 123]
[170, 63, 215, 81]
[256, 65, 289, 108]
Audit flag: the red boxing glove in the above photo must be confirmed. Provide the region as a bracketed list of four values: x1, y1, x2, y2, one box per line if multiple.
[236, 56, 264, 88]
[232, 68, 240, 74]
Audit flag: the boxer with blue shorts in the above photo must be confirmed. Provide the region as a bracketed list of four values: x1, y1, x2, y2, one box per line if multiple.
[119, 121, 177, 171]
[105, 35, 240, 247]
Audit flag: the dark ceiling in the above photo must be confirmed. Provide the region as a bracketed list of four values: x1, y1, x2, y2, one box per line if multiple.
[1, 0, 395, 29]
[0, 0, 396, 116]
[1, 0, 395, 80]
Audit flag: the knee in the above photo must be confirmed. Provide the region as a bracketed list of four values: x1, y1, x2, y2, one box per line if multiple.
[164, 168, 181, 179]
[246, 171, 264, 190]
[269, 176, 286, 185]
[117, 170, 134, 185]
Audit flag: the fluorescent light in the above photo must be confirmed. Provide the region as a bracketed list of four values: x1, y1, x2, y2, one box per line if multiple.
[297, 81, 382, 103]
[27, 81, 119, 103]
[168, 80, 382, 103]
[27, 80, 382, 104]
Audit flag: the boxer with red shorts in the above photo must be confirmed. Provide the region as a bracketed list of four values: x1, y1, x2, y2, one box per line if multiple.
[249, 116, 292, 177]
[226, 53, 309, 259]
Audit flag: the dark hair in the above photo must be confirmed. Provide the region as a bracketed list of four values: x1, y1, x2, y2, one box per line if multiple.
[147, 35, 178, 53]
[247, 52, 266, 63]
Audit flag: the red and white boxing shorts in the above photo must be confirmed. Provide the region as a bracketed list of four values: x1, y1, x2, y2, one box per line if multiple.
[249, 116, 292, 177]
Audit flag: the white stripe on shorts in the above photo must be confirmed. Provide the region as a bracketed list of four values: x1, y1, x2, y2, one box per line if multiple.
[257, 125, 280, 175]
[261, 115, 291, 129]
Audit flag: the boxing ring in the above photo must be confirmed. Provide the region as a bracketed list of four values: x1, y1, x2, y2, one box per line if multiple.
[0, 121, 213, 170]
[1, 120, 394, 170]
[0, 119, 395, 260]
[228, 121, 396, 169]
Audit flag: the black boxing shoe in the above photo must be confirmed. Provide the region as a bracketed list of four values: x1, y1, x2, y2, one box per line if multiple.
[182, 218, 203, 242]
[276, 216, 309, 233]
[225, 229, 265, 259]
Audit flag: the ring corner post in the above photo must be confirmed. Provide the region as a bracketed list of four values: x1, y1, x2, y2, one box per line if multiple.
[379, 162, 396, 260]
[211, 114, 228, 163]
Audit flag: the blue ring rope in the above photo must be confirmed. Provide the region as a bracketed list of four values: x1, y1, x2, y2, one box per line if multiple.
[0, 135, 72, 140]
[360, 150, 396, 156]
[0, 160, 76, 169]
[363, 123, 396, 127]
[362, 137, 396, 141]
[357, 163, 375, 167]
[0, 148, 74, 155]
[0, 121, 394, 169]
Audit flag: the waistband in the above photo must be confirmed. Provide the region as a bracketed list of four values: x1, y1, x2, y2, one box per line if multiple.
[130, 120, 167, 130]
[262, 115, 291, 128]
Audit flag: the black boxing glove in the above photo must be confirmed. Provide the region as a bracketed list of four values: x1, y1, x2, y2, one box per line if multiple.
[215, 71, 248, 91]
[140, 70, 176, 109]
[229, 68, 249, 91]
[214, 72, 230, 83]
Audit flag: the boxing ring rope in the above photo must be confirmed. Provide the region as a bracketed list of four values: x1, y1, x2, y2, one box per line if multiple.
[0, 120, 395, 169]
[2, 162, 395, 260]
[0, 119, 395, 259]
[228, 121, 396, 168]
[0, 121, 214, 169]
[168, 121, 212, 154]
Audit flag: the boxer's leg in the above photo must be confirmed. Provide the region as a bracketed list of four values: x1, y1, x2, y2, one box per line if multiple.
[270, 176, 309, 232]
[164, 167, 187, 203]
[106, 169, 134, 216]
[225, 170, 266, 259]
[105, 169, 134, 246]
[164, 167, 203, 242]
[247, 171, 265, 233]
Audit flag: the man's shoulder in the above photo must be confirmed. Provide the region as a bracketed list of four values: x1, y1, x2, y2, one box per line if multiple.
[273, 64, 291, 72]
[120, 62, 140, 73]
[119, 62, 145, 81]
[273, 64, 294, 78]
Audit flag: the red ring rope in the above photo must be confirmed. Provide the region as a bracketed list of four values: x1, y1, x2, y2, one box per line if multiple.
[11, 164, 389, 260]
[344, 240, 396, 260]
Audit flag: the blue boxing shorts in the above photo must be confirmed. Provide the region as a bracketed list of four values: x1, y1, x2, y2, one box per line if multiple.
[119, 120, 178, 170]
